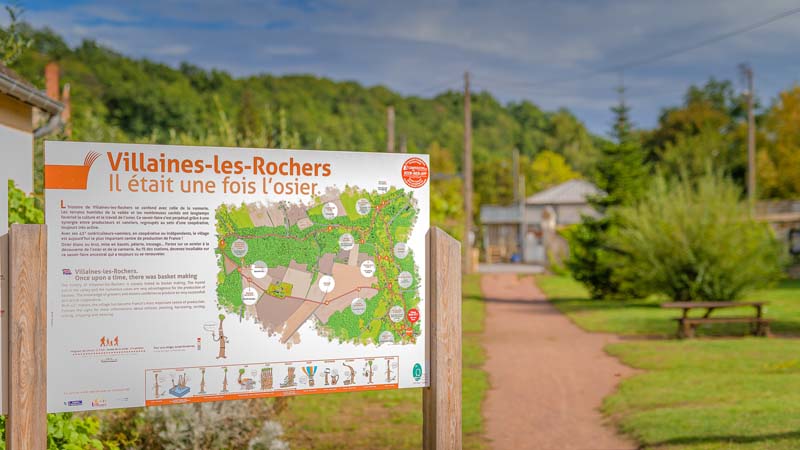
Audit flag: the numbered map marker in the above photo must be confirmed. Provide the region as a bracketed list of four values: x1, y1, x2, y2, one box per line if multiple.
[319, 275, 336, 293]
[389, 306, 405, 323]
[339, 233, 355, 251]
[322, 202, 338, 219]
[379, 331, 395, 344]
[350, 298, 366, 315]
[250, 261, 268, 278]
[360, 260, 376, 277]
[242, 287, 259, 306]
[393, 242, 409, 259]
[397, 271, 413, 289]
[231, 239, 248, 258]
[356, 198, 371, 215]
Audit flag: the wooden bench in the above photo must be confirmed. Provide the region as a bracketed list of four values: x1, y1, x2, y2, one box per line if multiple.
[661, 302, 771, 338]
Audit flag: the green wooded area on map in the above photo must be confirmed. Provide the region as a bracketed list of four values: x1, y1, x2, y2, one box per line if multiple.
[215, 186, 422, 345]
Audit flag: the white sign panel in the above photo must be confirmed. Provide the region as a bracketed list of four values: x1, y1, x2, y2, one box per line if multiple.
[44, 142, 430, 412]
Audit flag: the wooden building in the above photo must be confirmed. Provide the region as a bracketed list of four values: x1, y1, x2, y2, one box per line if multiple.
[480, 179, 601, 264]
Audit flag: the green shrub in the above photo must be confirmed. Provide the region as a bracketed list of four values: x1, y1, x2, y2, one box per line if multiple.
[92, 400, 287, 449]
[614, 171, 783, 301]
[0, 405, 105, 450]
[8, 180, 43, 226]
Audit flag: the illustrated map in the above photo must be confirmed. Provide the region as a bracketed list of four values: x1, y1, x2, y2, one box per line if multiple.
[215, 186, 422, 346]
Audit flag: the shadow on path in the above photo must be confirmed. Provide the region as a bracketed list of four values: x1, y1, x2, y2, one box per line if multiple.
[481, 297, 564, 314]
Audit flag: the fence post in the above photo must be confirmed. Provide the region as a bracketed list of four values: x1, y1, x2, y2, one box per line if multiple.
[423, 227, 462, 449]
[7, 224, 47, 450]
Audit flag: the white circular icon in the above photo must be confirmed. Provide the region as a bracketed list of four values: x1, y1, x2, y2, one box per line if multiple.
[339, 233, 355, 251]
[379, 331, 395, 344]
[360, 260, 376, 277]
[351, 298, 366, 315]
[356, 198, 371, 215]
[231, 239, 248, 257]
[389, 306, 405, 323]
[242, 287, 259, 305]
[319, 275, 335, 293]
[393, 242, 409, 259]
[251, 261, 268, 278]
[398, 271, 413, 288]
[322, 202, 338, 219]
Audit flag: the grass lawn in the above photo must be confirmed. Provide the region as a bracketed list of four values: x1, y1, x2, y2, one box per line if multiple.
[279, 274, 488, 449]
[538, 276, 800, 337]
[538, 274, 800, 449]
[606, 339, 800, 449]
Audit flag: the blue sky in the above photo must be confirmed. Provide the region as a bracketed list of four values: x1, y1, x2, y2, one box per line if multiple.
[18, 0, 800, 134]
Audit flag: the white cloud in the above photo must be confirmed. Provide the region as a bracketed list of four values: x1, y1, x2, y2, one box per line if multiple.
[76, 4, 138, 23]
[20, 0, 800, 133]
[153, 44, 192, 56]
[262, 45, 314, 56]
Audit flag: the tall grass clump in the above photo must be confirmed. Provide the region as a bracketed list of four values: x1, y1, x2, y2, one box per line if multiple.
[614, 171, 783, 301]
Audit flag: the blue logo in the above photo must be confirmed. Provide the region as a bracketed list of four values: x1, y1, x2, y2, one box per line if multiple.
[66, 400, 82, 406]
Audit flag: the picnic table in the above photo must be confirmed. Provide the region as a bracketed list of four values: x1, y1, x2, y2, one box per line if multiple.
[661, 301, 771, 338]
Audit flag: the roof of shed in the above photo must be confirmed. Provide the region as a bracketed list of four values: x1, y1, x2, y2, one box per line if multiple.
[525, 179, 602, 205]
[0, 62, 63, 114]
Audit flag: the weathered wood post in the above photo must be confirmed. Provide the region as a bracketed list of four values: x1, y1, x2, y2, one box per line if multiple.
[423, 227, 462, 449]
[7, 224, 47, 449]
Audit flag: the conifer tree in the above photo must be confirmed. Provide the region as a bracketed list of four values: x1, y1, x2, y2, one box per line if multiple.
[567, 87, 649, 299]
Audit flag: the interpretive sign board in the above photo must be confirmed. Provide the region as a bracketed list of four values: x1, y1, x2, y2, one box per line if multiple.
[43, 141, 430, 412]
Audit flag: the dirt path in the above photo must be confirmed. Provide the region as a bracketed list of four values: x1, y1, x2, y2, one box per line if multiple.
[481, 274, 637, 450]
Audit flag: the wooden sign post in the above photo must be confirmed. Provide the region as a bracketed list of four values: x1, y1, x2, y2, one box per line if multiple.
[7, 224, 48, 449]
[5, 224, 462, 449]
[424, 227, 462, 450]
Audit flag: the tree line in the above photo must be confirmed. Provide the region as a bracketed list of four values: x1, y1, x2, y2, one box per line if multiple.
[7, 22, 800, 303]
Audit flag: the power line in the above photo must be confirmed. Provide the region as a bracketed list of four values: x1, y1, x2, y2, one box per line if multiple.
[474, 74, 732, 101]
[476, 6, 800, 89]
[415, 76, 463, 96]
[606, 7, 800, 73]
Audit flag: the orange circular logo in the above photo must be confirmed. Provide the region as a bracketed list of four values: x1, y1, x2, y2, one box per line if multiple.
[402, 157, 429, 188]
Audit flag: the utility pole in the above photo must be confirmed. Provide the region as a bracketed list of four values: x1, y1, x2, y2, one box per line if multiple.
[386, 106, 395, 153]
[513, 148, 525, 262]
[739, 64, 756, 207]
[512, 148, 520, 204]
[400, 135, 407, 153]
[463, 71, 473, 274]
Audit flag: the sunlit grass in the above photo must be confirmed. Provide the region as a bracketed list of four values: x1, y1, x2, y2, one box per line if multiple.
[538, 274, 800, 449]
[538, 275, 800, 337]
[280, 274, 488, 449]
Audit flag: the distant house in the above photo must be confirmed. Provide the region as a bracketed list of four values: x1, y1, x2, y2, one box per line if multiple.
[480, 179, 602, 264]
[0, 62, 66, 228]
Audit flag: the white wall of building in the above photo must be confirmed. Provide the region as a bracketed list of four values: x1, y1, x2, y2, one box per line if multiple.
[0, 122, 33, 195]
